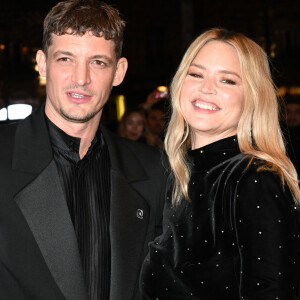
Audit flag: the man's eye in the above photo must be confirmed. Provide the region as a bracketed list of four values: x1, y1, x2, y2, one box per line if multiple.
[93, 60, 106, 66]
[58, 57, 70, 62]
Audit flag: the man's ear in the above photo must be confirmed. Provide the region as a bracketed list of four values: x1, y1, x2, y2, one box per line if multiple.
[113, 57, 128, 87]
[36, 50, 47, 77]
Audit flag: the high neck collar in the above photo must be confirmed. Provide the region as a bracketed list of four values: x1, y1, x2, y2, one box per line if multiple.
[188, 136, 240, 171]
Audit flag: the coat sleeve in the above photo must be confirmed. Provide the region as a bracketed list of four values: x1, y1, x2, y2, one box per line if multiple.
[234, 169, 299, 299]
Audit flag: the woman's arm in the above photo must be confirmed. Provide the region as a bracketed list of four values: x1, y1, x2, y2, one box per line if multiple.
[234, 169, 299, 299]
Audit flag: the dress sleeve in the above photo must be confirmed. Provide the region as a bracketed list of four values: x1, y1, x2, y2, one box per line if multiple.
[234, 169, 299, 299]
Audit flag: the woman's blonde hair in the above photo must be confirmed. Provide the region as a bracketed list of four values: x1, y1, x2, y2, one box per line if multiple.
[164, 28, 300, 207]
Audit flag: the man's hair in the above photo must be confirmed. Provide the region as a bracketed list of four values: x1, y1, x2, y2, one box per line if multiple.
[42, 0, 125, 59]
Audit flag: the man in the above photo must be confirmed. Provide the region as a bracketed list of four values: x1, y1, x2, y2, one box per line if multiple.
[0, 1, 166, 300]
[145, 101, 167, 148]
[140, 89, 168, 148]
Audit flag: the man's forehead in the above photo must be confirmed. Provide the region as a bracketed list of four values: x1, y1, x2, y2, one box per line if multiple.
[50, 30, 110, 42]
[49, 32, 116, 55]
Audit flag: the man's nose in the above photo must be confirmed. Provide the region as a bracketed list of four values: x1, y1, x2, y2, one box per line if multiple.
[72, 62, 91, 86]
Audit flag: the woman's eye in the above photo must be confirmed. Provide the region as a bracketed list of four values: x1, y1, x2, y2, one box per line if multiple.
[188, 73, 203, 78]
[222, 79, 236, 85]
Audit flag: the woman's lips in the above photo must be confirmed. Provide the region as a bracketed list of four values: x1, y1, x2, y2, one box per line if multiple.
[192, 100, 220, 111]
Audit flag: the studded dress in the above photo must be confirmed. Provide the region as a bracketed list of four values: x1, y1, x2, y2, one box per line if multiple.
[140, 136, 299, 300]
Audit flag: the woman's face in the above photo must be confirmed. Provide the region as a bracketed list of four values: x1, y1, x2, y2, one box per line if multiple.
[180, 40, 244, 149]
[124, 112, 145, 141]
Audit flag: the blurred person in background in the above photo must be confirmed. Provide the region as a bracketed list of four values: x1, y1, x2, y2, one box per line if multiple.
[145, 100, 167, 148]
[140, 88, 169, 148]
[118, 108, 147, 142]
[285, 96, 300, 128]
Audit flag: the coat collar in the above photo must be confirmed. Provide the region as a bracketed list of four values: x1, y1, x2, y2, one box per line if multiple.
[101, 124, 149, 183]
[14, 160, 88, 300]
[12, 105, 148, 185]
[12, 104, 53, 174]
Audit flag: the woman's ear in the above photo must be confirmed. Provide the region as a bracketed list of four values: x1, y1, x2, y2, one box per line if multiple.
[113, 57, 128, 86]
[36, 50, 47, 77]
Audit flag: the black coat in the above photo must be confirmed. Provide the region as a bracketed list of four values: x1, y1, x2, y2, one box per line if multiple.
[0, 105, 167, 300]
[140, 136, 299, 299]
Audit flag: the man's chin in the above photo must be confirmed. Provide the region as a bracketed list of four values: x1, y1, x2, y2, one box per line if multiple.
[61, 111, 97, 123]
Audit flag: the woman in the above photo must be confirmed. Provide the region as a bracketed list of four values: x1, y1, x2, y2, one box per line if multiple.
[140, 28, 300, 299]
[118, 109, 146, 142]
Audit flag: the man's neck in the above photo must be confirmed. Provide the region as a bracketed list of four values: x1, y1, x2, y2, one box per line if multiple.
[45, 109, 101, 159]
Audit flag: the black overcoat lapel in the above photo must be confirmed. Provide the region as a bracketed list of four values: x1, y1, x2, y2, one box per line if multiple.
[102, 127, 151, 300]
[12, 107, 88, 300]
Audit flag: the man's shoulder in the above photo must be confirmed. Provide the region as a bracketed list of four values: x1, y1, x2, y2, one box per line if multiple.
[101, 125, 166, 175]
[0, 122, 19, 151]
[117, 133, 163, 164]
[124, 137, 160, 156]
[102, 125, 162, 157]
[0, 121, 19, 136]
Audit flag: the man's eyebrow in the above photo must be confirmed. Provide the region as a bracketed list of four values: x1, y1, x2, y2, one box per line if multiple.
[90, 55, 114, 65]
[52, 51, 114, 65]
[189, 63, 241, 79]
[52, 50, 73, 58]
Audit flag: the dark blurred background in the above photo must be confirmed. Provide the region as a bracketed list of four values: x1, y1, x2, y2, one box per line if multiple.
[0, 0, 299, 125]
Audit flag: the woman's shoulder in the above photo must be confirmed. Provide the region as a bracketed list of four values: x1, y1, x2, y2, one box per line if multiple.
[225, 154, 282, 184]
[224, 155, 295, 207]
[238, 156, 286, 187]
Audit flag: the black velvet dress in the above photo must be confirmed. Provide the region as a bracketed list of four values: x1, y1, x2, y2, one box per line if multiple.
[140, 136, 299, 299]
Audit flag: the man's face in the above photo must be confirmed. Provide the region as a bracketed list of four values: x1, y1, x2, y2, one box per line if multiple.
[147, 109, 165, 137]
[36, 31, 127, 125]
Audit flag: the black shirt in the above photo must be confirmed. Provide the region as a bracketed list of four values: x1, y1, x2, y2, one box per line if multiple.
[47, 118, 111, 300]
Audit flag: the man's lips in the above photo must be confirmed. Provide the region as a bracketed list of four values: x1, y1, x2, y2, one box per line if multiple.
[66, 91, 92, 102]
[192, 100, 220, 111]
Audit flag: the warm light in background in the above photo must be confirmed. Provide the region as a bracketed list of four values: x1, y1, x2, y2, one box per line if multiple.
[0, 44, 5, 51]
[288, 86, 300, 95]
[39, 76, 46, 86]
[7, 104, 32, 120]
[116, 95, 126, 121]
[22, 46, 28, 55]
[270, 43, 276, 58]
[35, 63, 46, 86]
[278, 86, 300, 97]
[157, 86, 168, 92]
[277, 86, 288, 97]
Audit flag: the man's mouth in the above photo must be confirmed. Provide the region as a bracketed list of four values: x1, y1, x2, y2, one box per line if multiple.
[69, 92, 88, 99]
